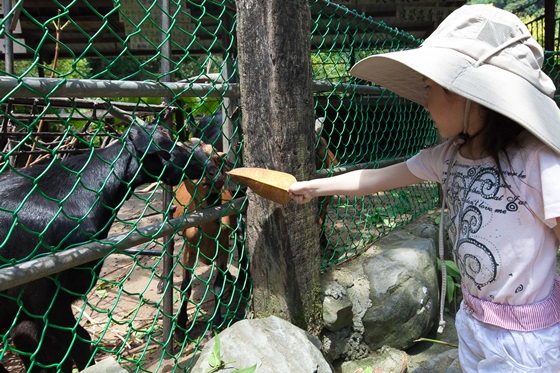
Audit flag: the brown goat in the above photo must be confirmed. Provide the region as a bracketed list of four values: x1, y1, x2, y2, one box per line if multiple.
[169, 122, 339, 340]
[167, 141, 247, 341]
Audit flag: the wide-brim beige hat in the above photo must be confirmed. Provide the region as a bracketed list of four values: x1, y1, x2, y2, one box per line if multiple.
[351, 4, 560, 154]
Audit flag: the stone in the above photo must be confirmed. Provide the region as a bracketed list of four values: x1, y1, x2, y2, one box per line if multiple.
[80, 358, 127, 373]
[321, 229, 439, 360]
[411, 349, 459, 373]
[339, 346, 408, 373]
[190, 316, 333, 373]
[362, 231, 439, 350]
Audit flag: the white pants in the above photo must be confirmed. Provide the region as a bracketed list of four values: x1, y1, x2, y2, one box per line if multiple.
[455, 306, 560, 372]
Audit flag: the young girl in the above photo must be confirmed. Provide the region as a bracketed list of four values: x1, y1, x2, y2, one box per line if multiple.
[289, 5, 560, 372]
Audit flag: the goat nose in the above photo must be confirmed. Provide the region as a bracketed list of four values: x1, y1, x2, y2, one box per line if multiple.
[207, 161, 220, 178]
[213, 173, 226, 190]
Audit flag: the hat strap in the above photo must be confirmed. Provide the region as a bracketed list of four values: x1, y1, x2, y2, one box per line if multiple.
[462, 99, 472, 140]
[437, 100, 469, 333]
[473, 34, 531, 68]
[437, 135, 465, 333]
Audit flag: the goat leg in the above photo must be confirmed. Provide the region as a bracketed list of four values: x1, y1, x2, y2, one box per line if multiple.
[174, 271, 193, 342]
[11, 319, 60, 373]
[44, 304, 95, 372]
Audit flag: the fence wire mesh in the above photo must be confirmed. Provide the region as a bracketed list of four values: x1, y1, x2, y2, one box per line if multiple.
[310, 1, 439, 269]
[0, 0, 556, 371]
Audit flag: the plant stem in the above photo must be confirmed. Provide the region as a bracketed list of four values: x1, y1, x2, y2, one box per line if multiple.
[414, 338, 458, 348]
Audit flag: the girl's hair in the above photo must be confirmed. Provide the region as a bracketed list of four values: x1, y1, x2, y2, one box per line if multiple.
[467, 110, 539, 219]
[475, 110, 525, 173]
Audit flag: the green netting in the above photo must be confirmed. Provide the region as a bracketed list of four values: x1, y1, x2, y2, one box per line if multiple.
[310, 1, 439, 269]
[0, 0, 557, 371]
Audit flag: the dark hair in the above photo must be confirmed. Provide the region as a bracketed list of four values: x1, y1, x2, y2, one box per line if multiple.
[475, 110, 525, 182]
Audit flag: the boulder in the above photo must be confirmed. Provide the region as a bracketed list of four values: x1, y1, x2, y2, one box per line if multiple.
[190, 315, 333, 372]
[321, 228, 440, 360]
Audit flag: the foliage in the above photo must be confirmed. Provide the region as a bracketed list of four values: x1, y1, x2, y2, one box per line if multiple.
[311, 51, 352, 82]
[0, 57, 92, 79]
[467, 0, 559, 21]
[437, 259, 462, 312]
[431, 209, 462, 311]
[206, 332, 257, 373]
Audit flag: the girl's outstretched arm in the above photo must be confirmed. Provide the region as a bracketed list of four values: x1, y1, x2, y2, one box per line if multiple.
[288, 162, 424, 204]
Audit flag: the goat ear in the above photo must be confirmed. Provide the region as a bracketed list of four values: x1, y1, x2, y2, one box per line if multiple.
[154, 149, 171, 161]
[129, 126, 171, 161]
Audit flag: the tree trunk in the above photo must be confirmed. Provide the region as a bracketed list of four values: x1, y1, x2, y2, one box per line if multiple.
[236, 0, 323, 335]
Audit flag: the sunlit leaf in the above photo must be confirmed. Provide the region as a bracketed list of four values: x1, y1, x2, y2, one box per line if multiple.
[208, 333, 221, 368]
[233, 364, 257, 373]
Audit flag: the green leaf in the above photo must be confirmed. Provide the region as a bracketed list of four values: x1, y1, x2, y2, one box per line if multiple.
[233, 364, 257, 373]
[446, 275, 456, 304]
[445, 260, 461, 278]
[208, 333, 221, 368]
[133, 330, 146, 340]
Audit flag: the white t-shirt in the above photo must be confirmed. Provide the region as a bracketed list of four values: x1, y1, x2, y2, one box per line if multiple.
[406, 131, 560, 305]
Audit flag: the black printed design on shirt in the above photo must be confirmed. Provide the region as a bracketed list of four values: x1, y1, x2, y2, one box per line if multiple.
[446, 164, 502, 290]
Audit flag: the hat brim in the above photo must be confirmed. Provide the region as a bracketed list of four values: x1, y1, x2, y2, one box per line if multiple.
[351, 47, 560, 154]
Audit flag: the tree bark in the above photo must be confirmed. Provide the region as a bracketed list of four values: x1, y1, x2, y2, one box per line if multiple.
[236, 0, 323, 334]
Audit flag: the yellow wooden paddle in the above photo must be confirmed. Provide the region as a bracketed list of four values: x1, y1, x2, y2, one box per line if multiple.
[227, 167, 297, 205]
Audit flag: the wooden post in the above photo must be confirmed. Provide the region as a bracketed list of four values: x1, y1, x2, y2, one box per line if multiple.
[236, 0, 323, 335]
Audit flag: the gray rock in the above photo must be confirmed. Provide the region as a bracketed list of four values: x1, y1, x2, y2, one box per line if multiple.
[323, 281, 353, 332]
[186, 212, 460, 372]
[321, 229, 439, 360]
[362, 231, 439, 350]
[341, 332, 371, 361]
[411, 349, 459, 373]
[339, 346, 408, 373]
[406, 311, 459, 370]
[322, 326, 353, 362]
[446, 356, 463, 373]
[190, 316, 333, 373]
[80, 358, 127, 373]
[407, 221, 439, 243]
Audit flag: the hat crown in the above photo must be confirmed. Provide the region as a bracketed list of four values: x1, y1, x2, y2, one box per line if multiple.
[423, 5, 555, 97]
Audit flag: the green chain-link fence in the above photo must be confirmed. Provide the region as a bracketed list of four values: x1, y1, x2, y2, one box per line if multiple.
[310, 1, 439, 269]
[0, 0, 556, 371]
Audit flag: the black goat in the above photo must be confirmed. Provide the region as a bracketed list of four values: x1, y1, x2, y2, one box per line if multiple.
[0, 123, 217, 372]
[189, 111, 223, 147]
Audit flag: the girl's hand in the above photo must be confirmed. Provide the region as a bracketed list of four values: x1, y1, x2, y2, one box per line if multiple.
[288, 181, 314, 204]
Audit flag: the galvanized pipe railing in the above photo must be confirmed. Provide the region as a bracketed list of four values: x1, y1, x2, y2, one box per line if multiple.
[0, 76, 382, 99]
[0, 198, 245, 291]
